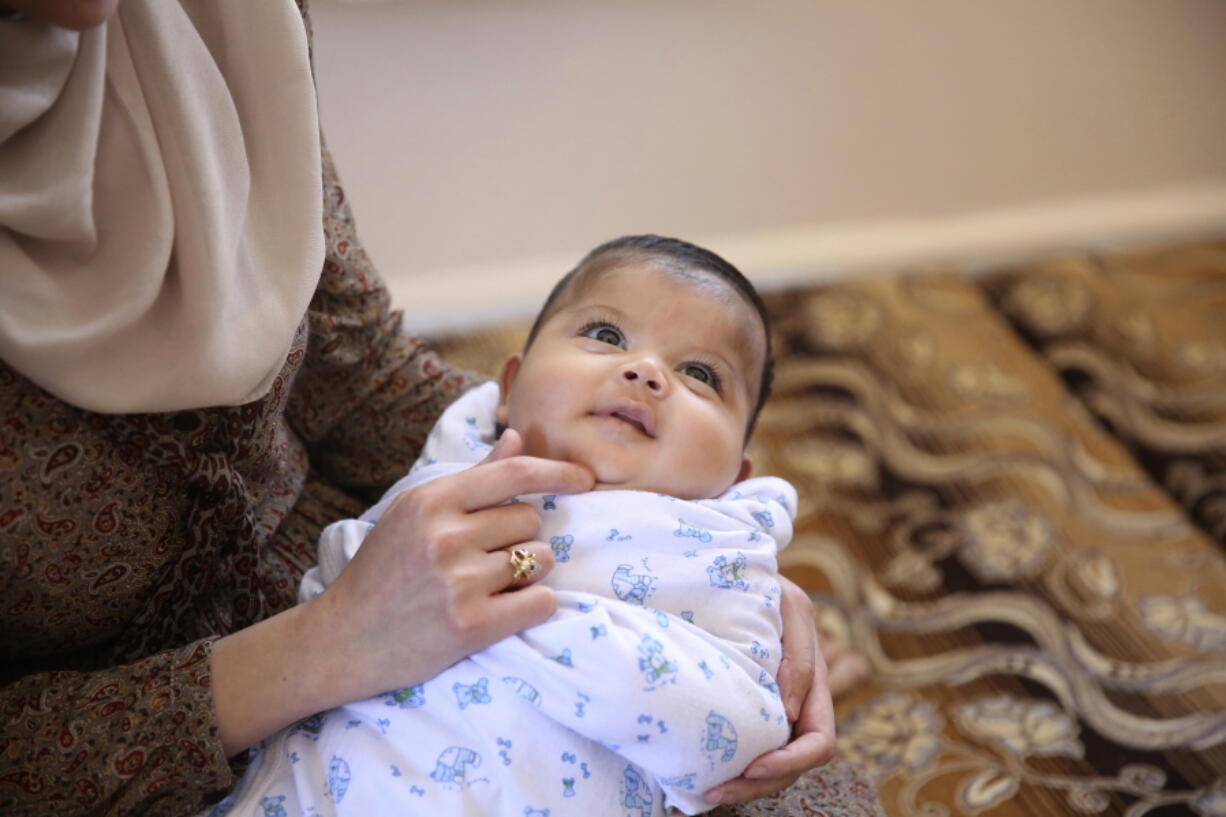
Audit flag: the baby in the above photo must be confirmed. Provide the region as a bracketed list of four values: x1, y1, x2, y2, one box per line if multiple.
[214, 235, 796, 817]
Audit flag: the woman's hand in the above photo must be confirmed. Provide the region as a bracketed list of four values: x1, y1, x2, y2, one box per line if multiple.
[212, 429, 593, 756]
[703, 576, 836, 806]
[313, 429, 594, 701]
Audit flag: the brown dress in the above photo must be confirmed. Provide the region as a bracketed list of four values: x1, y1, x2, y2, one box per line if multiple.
[0, 88, 479, 816]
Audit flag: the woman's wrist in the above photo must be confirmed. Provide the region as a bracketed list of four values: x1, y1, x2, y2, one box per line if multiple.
[211, 600, 336, 756]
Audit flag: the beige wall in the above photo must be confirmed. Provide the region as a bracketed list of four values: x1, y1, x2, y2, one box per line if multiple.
[310, 0, 1226, 331]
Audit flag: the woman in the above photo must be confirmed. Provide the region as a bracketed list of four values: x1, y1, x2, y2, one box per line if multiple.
[0, 2, 836, 814]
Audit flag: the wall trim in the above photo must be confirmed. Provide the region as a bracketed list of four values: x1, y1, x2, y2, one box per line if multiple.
[398, 182, 1226, 335]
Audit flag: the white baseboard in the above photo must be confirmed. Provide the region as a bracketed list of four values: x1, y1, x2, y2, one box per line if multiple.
[396, 182, 1226, 335]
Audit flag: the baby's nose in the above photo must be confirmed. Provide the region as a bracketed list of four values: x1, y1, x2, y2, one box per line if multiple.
[621, 359, 668, 395]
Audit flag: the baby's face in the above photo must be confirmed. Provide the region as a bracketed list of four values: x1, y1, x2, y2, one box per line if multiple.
[497, 263, 765, 500]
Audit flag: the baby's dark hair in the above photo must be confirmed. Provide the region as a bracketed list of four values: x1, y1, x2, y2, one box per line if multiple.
[524, 234, 774, 440]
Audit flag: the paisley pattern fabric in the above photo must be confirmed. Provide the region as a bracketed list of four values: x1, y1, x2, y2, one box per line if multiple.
[433, 238, 1226, 817]
[0, 129, 477, 817]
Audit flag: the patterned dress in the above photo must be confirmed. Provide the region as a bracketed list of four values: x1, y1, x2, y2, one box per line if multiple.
[0, 47, 478, 814]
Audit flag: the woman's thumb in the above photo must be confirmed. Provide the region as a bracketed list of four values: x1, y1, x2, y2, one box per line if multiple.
[481, 427, 522, 464]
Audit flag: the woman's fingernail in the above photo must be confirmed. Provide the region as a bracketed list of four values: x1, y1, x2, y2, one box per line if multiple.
[705, 790, 725, 805]
[744, 765, 769, 780]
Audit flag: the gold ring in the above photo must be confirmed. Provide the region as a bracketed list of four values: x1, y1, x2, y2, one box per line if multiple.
[508, 547, 540, 583]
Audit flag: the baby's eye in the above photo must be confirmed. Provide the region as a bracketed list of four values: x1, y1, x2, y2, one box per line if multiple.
[583, 323, 625, 347]
[680, 362, 719, 389]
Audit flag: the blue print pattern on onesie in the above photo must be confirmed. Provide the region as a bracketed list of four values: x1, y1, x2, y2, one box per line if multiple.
[673, 518, 713, 543]
[325, 756, 351, 803]
[703, 711, 739, 763]
[637, 634, 678, 688]
[610, 563, 656, 605]
[661, 773, 696, 791]
[549, 534, 573, 562]
[502, 676, 542, 707]
[497, 737, 513, 765]
[453, 678, 491, 709]
[462, 416, 491, 452]
[706, 552, 751, 591]
[258, 796, 286, 817]
[382, 684, 426, 709]
[622, 766, 654, 817]
[751, 509, 774, 528]
[431, 746, 482, 787]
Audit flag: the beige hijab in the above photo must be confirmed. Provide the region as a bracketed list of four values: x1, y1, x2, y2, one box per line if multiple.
[0, 0, 323, 413]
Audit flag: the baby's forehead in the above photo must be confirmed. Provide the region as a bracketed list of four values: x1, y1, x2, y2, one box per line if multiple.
[554, 261, 768, 375]
[561, 261, 759, 330]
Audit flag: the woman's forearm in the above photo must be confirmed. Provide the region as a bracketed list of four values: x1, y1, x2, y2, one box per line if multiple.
[211, 600, 339, 756]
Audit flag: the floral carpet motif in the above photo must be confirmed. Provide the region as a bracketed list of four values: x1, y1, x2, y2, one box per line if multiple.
[432, 238, 1226, 817]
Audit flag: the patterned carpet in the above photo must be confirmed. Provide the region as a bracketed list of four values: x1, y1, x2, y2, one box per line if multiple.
[430, 238, 1226, 817]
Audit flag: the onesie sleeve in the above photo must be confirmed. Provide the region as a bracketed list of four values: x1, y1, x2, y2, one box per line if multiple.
[469, 597, 790, 815]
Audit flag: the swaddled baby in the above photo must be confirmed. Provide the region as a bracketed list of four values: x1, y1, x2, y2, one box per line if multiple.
[214, 235, 794, 817]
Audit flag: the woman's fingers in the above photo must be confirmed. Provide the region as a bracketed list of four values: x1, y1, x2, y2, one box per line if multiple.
[449, 429, 594, 511]
[743, 694, 837, 781]
[464, 502, 544, 552]
[703, 732, 830, 805]
[706, 707, 837, 804]
[459, 456, 593, 511]
[486, 582, 560, 637]
[704, 769, 802, 807]
[775, 577, 819, 721]
[311, 430, 591, 710]
[484, 541, 555, 594]
[482, 426, 523, 462]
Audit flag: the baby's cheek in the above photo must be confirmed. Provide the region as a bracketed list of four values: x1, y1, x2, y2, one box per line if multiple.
[680, 428, 744, 493]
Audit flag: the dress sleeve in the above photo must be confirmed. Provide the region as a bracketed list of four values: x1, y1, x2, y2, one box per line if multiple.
[285, 141, 479, 499]
[0, 640, 234, 817]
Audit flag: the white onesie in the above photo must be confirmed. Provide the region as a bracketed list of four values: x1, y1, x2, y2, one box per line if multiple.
[212, 382, 795, 817]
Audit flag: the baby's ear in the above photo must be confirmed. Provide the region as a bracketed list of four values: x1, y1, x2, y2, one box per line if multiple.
[495, 354, 522, 425]
[736, 455, 752, 483]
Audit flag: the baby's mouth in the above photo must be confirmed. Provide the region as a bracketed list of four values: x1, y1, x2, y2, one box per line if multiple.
[612, 412, 649, 436]
[597, 402, 656, 438]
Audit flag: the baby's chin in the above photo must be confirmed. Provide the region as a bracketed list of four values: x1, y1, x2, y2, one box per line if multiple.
[514, 435, 737, 499]
[588, 475, 730, 501]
